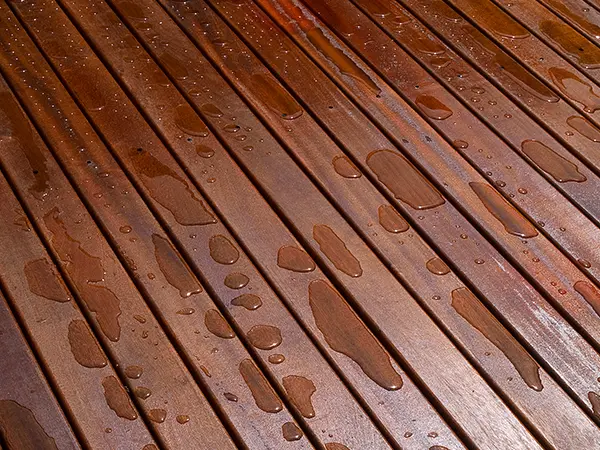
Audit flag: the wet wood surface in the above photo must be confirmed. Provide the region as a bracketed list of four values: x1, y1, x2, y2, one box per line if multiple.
[0, 0, 599, 448]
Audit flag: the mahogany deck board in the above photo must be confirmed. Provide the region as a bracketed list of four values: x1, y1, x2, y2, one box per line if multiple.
[177, 0, 600, 421]
[0, 291, 80, 450]
[0, 0, 599, 448]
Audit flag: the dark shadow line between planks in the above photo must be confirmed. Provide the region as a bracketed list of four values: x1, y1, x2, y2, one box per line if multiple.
[48, 0, 406, 445]
[437, 0, 600, 133]
[81, 0, 470, 446]
[0, 158, 162, 444]
[199, 0, 600, 428]
[362, 0, 600, 210]
[0, 279, 87, 449]
[8, 1, 341, 447]
[0, 14, 228, 449]
[346, 0, 600, 220]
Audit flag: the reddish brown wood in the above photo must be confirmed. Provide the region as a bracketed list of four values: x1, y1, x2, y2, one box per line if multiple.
[0, 7, 237, 448]
[391, 0, 600, 178]
[49, 0, 545, 448]
[255, 0, 600, 355]
[160, 0, 600, 421]
[0, 172, 157, 448]
[1, 0, 599, 447]
[445, 0, 600, 139]
[4, 0, 393, 447]
[0, 291, 80, 450]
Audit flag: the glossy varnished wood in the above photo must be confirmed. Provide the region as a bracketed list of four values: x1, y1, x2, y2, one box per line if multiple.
[0, 0, 599, 448]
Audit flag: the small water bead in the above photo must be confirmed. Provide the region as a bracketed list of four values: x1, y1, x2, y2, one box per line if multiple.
[268, 354, 285, 364]
[224, 392, 238, 402]
[475, 259, 485, 264]
[224, 272, 249, 289]
[120, 225, 132, 234]
[176, 415, 190, 424]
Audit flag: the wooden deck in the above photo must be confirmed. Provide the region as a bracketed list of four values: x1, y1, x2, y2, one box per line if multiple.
[0, 0, 599, 448]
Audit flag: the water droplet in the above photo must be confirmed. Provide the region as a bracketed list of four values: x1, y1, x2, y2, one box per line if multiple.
[0, 400, 58, 449]
[224, 392, 238, 402]
[378, 205, 409, 233]
[574, 281, 600, 316]
[282, 375, 316, 418]
[224, 272, 249, 289]
[134, 387, 152, 400]
[130, 148, 216, 225]
[124, 366, 143, 379]
[282, 421, 303, 441]
[246, 325, 282, 350]
[231, 294, 262, 310]
[451, 288, 542, 390]
[567, 116, 600, 142]
[153, 234, 202, 297]
[522, 140, 586, 183]
[309, 280, 403, 390]
[24, 258, 71, 303]
[415, 94, 453, 120]
[102, 376, 138, 420]
[470, 182, 538, 238]
[205, 309, 235, 339]
[209, 235, 240, 265]
[68, 320, 107, 368]
[239, 359, 283, 413]
[177, 307, 196, 315]
[268, 354, 286, 364]
[313, 225, 362, 277]
[196, 145, 215, 158]
[549, 67, 600, 112]
[426, 257, 450, 275]
[540, 20, 600, 69]
[277, 246, 315, 272]
[332, 155, 362, 178]
[160, 52, 189, 80]
[367, 150, 445, 209]
[201, 103, 224, 118]
[176, 414, 190, 424]
[174, 103, 210, 136]
[44, 208, 121, 341]
[148, 408, 167, 423]
[249, 74, 303, 120]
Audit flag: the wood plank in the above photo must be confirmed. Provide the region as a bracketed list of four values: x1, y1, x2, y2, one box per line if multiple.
[0, 171, 157, 448]
[0, 9, 237, 448]
[0, 292, 80, 450]
[392, 0, 600, 180]
[5, 0, 393, 447]
[445, 0, 600, 156]
[490, 0, 600, 81]
[164, 0, 600, 422]
[35, 0, 540, 446]
[335, 0, 600, 226]
[246, 1, 600, 447]
[16, 0, 469, 447]
[75, 0, 572, 446]
[257, 0, 600, 355]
